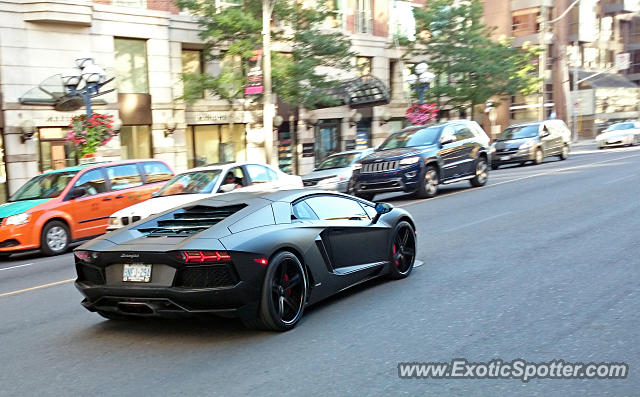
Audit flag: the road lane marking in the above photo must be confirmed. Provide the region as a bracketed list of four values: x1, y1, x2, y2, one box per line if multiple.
[604, 174, 636, 185]
[443, 212, 512, 233]
[397, 152, 640, 208]
[0, 278, 74, 298]
[0, 263, 35, 271]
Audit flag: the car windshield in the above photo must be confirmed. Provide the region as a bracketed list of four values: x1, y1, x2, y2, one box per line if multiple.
[156, 170, 222, 197]
[498, 125, 539, 140]
[316, 153, 359, 170]
[606, 123, 635, 131]
[377, 126, 442, 150]
[9, 171, 77, 201]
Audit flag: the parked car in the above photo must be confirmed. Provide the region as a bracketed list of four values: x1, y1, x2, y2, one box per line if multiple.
[107, 162, 303, 230]
[74, 190, 416, 331]
[490, 120, 571, 169]
[302, 148, 374, 193]
[351, 120, 491, 201]
[595, 121, 640, 148]
[0, 159, 173, 256]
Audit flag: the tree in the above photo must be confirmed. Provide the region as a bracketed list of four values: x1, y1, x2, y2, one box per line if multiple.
[408, 0, 540, 115]
[175, 0, 354, 109]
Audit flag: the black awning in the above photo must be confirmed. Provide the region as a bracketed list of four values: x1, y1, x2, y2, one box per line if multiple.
[339, 74, 391, 108]
[576, 70, 638, 89]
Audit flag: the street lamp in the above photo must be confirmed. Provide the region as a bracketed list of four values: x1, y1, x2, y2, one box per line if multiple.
[61, 55, 106, 116]
[406, 62, 435, 104]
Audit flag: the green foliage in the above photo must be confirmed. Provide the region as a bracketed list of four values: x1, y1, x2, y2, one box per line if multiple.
[175, 0, 354, 109]
[409, 0, 540, 112]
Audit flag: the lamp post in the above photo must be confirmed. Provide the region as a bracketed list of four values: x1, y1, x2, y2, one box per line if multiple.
[61, 55, 107, 116]
[406, 62, 435, 105]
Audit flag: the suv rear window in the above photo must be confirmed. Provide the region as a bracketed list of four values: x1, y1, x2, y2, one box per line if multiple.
[142, 162, 173, 183]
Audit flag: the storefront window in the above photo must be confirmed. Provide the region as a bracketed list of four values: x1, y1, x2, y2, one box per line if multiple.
[186, 124, 246, 168]
[355, 118, 372, 149]
[120, 125, 152, 159]
[315, 119, 341, 166]
[38, 127, 78, 172]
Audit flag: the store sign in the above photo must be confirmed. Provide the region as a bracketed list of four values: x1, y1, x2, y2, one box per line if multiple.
[571, 89, 595, 116]
[245, 50, 264, 95]
[302, 143, 314, 157]
[187, 111, 245, 125]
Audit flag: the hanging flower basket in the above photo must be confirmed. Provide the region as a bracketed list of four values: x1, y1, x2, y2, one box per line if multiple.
[66, 113, 115, 157]
[405, 103, 439, 125]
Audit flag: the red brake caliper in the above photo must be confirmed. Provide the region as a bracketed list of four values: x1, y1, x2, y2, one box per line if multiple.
[393, 245, 399, 266]
[284, 273, 291, 295]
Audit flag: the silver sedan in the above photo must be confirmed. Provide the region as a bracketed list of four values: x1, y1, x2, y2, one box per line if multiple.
[302, 149, 374, 193]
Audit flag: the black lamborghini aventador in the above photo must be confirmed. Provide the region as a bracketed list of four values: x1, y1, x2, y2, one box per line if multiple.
[74, 189, 417, 331]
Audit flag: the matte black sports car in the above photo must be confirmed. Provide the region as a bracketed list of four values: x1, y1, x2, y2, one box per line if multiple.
[74, 190, 417, 331]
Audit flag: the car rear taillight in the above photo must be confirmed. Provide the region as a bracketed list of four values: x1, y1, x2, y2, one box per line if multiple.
[180, 251, 232, 263]
[74, 250, 98, 263]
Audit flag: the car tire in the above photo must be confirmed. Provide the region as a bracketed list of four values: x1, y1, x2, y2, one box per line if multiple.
[559, 144, 569, 160]
[0, 253, 11, 260]
[469, 157, 488, 187]
[416, 165, 439, 198]
[355, 192, 375, 201]
[491, 164, 499, 170]
[41, 220, 70, 256]
[534, 149, 544, 165]
[387, 221, 416, 280]
[252, 251, 307, 332]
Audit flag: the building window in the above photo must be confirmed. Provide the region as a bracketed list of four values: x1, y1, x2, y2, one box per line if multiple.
[186, 124, 246, 168]
[356, 56, 372, 76]
[512, 8, 540, 37]
[182, 49, 204, 99]
[326, 0, 345, 29]
[120, 126, 152, 160]
[38, 127, 78, 172]
[114, 38, 149, 94]
[356, 0, 372, 34]
[631, 19, 640, 44]
[631, 49, 640, 74]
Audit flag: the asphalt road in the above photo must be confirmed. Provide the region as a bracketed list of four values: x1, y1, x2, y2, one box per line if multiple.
[1, 143, 638, 396]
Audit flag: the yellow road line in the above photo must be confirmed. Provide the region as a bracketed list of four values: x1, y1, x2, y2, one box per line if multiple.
[0, 278, 75, 298]
[397, 152, 640, 208]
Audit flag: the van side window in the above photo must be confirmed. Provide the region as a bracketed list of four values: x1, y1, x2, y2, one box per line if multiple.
[106, 164, 143, 190]
[142, 162, 173, 184]
[73, 169, 107, 197]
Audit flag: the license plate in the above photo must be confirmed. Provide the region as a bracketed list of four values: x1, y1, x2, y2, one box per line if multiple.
[123, 263, 152, 282]
[500, 156, 511, 161]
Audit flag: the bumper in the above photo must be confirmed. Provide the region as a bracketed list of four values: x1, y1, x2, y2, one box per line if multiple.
[0, 224, 39, 252]
[352, 165, 421, 194]
[491, 149, 533, 166]
[303, 180, 350, 193]
[75, 281, 260, 318]
[597, 136, 634, 147]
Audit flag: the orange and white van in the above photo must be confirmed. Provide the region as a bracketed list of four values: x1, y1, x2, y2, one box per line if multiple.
[0, 159, 173, 256]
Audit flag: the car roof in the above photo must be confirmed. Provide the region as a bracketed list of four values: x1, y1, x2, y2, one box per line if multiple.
[176, 161, 276, 175]
[41, 159, 167, 175]
[189, 188, 360, 205]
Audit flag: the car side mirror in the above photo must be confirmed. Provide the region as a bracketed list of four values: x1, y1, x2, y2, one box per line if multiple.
[372, 202, 393, 224]
[69, 186, 87, 199]
[440, 136, 454, 146]
[540, 129, 550, 138]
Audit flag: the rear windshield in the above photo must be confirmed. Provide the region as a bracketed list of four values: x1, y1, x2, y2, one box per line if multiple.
[155, 170, 222, 197]
[9, 171, 77, 201]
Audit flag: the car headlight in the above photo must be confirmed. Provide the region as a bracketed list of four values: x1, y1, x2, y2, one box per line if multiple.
[490, 146, 496, 153]
[399, 156, 420, 166]
[352, 163, 362, 170]
[108, 217, 120, 226]
[5, 213, 30, 226]
[319, 176, 346, 184]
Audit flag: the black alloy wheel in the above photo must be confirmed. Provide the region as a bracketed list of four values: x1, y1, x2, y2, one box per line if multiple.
[252, 251, 307, 331]
[470, 157, 488, 187]
[387, 221, 416, 279]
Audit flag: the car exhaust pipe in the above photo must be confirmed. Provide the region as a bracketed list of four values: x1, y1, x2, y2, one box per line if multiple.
[117, 302, 155, 315]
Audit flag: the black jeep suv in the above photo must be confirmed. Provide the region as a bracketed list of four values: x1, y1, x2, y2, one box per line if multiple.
[351, 120, 491, 200]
